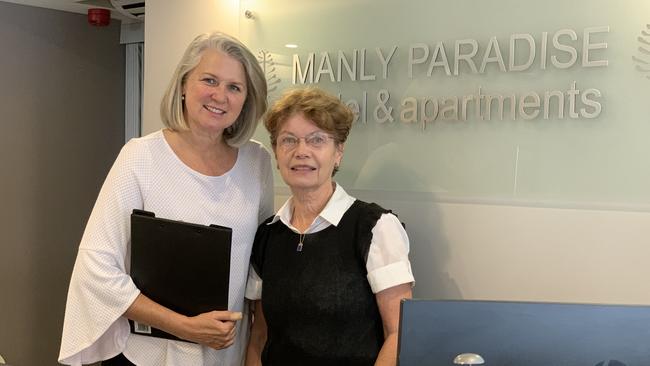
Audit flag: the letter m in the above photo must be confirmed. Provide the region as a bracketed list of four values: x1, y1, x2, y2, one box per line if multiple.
[293, 53, 315, 84]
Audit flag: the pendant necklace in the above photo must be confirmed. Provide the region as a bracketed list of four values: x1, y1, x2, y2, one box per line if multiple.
[297, 232, 305, 252]
[292, 206, 306, 252]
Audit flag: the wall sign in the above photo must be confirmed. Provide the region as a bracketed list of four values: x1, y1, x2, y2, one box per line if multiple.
[242, 0, 650, 209]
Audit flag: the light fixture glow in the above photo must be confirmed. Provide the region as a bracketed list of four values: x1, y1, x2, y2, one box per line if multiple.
[285, 44, 298, 49]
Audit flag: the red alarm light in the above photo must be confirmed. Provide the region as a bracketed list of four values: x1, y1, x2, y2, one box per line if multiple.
[87, 8, 111, 27]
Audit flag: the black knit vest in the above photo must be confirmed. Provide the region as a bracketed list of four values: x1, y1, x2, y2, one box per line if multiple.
[251, 200, 389, 366]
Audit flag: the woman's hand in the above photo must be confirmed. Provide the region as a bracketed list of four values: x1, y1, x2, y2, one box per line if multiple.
[179, 310, 243, 349]
[125, 294, 242, 350]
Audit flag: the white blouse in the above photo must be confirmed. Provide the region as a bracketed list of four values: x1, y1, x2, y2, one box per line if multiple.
[59, 131, 274, 366]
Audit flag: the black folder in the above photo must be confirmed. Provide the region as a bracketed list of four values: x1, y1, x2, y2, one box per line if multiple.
[128, 209, 232, 342]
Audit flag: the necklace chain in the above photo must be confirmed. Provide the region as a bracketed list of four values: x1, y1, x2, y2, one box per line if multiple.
[292, 181, 335, 253]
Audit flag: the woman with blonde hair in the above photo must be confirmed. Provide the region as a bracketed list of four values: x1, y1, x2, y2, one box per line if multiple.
[59, 32, 272, 366]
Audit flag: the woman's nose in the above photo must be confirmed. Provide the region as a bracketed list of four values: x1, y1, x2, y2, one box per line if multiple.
[294, 139, 310, 156]
[211, 85, 226, 102]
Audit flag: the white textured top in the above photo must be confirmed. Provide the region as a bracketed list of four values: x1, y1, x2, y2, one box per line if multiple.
[246, 183, 414, 300]
[59, 130, 274, 366]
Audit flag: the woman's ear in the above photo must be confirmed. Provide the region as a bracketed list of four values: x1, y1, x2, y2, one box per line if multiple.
[335, 143, 345, 165]
[273, 150, 279, 169]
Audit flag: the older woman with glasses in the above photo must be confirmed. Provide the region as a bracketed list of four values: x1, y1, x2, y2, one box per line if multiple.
[245, 87, 415, 366]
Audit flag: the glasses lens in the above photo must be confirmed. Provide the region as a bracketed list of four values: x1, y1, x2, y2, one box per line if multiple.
[279, 136, 298, 149]
[306, 133, 327, 147]
[278, 133, 332, 150]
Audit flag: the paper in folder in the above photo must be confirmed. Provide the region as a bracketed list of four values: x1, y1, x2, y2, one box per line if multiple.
[129, 209, 232, 341]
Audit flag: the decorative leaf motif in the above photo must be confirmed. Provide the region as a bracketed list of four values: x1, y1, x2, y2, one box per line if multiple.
[633, 24, 650, 79]
[258, 50, 281, 93]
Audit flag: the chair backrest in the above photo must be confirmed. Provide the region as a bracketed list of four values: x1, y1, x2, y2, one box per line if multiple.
[398, 299, 650, 366]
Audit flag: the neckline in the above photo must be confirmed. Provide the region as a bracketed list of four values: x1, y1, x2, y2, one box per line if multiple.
[290, 181, 337, 229]
[285, 199, 362, 238]
[159, 129, 242, 179]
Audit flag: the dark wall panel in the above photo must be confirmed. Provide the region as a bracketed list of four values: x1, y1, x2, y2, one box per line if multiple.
[0, 2, 125, 365]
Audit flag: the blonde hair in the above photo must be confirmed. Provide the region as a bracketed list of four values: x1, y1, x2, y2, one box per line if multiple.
[160, 32, 267, 147]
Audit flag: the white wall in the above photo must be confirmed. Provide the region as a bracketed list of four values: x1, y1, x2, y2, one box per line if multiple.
[373, 195, 650, 304]
[143, 1, 650, 306]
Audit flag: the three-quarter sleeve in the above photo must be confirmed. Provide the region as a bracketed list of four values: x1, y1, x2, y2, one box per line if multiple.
[59, 141, 148, 365]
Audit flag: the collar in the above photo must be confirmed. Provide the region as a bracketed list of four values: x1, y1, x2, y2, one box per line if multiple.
[268, 182, 356, 231]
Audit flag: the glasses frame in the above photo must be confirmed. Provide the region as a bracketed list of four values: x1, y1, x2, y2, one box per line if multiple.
[276, 131, 336, 151]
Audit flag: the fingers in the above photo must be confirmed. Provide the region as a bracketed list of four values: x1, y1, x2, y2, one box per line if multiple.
[204, 324, 237, 350]
[207, 339, 234, 350]
[184, 311, 242, 349]
[207, 319, 238, 338]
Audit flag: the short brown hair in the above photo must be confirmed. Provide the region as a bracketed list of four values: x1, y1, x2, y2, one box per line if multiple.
[160, 32, 267, 147]
[264, 88, 354, 148]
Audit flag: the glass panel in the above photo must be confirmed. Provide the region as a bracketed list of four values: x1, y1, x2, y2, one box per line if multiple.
[240, 0, 650, 209]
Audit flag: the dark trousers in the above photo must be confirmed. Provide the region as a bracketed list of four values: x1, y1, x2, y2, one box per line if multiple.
[101, 353, 136, 366]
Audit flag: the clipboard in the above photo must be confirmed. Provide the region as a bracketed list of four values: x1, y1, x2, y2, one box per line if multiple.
[128, 209, 232, 342]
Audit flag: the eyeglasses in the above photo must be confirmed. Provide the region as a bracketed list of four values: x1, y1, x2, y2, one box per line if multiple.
[277, 132, 335, 150]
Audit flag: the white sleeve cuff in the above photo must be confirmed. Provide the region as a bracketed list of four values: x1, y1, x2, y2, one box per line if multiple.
[245, 267, 263, 300]
[367, 260, 415, 294]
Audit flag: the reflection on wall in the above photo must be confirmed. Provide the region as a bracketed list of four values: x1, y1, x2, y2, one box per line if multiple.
[242, 0, 650, 209]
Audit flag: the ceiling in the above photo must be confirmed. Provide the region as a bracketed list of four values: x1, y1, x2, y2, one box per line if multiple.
[0, 0, 144, 23]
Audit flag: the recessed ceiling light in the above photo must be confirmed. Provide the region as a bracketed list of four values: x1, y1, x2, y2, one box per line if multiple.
[285, 44, 298, 49]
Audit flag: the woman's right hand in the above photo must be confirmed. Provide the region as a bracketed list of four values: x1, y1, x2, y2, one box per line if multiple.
[180, 310, 243, 349]
[125, 294, 243, 350]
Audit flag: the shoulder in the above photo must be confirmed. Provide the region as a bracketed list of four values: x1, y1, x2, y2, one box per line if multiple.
[237, 140, 273, 180]
[254, 214, 287, 245]
[251, 215, 282, 272]
[350, 200, 405, 237]
[99, 132, 165, 194]
[236, 140, 273, 176]
[104, 132, 170, 192]
[352, 200, 391, 218]
[255, 214, 281, 238]
[240, 139, 272, 161]
[116, 130, 164, 166]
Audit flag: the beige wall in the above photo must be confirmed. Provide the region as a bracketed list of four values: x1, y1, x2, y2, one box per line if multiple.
[143, 0, 240, 135]
[142, 1, 650, 305]
[0, 2, 125, 365]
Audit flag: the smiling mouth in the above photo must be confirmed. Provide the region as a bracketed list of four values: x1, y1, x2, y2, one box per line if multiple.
[291, 165, 316, 171]
[204, 105, 225, 114]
